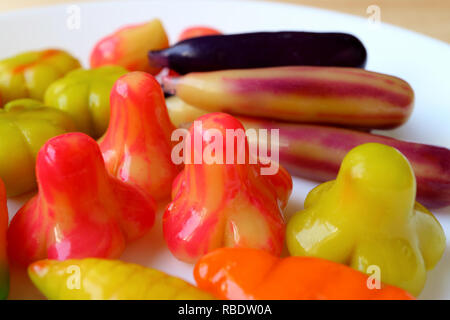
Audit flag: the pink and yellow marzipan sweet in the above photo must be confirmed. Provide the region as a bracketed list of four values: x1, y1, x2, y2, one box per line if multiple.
[8, 132, 156, 266]
[163, 112, 293, 263]
[242, 118, 450, 209]
[99, 72, 181, 201]
[163, 66, 414, 129]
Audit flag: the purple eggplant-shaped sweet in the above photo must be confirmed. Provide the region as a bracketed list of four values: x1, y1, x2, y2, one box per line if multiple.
[148, 32, 367, 74]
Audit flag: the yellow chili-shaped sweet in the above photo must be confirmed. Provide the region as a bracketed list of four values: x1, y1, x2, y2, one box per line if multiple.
[0, 99, 76, 196]
[28, 259, 215, 300]
[44, 65, 127, 138]
[0, 49, 80, 106]
[286, 143, 446, 296]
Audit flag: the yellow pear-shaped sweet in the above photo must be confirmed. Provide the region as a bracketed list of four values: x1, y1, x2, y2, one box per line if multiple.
[286, 143, 445, 296]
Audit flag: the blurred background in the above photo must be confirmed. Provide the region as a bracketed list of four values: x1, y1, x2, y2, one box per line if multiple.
[0, 0, 448, 43]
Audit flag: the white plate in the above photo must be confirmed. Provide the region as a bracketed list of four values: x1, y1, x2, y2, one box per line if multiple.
[1, 0, 449, 300]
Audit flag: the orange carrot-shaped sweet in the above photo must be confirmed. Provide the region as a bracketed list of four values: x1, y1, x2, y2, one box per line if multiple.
[194, 248, 415, 300]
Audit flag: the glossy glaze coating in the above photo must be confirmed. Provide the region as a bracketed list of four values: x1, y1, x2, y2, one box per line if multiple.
[166, 97, 449, 208]
[286, 143, 446, 296]
[8, 133, 156, 266]
[194, 248, 414, 300]
[163, 113, 292, 263]
[29, 259, 214, 300]
[99, 72, 181, 201]
[0, 99, 76, 196]
[163, 66, 414, 129]
[149, 32, 367, 74]
[44, 66, 127, 138]
[90, 18, 169, 74]
[0, 49, 80, 106]
[0, 179, 8, 300]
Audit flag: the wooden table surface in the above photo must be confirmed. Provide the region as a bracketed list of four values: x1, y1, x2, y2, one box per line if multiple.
[0, 0, 449, 43]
